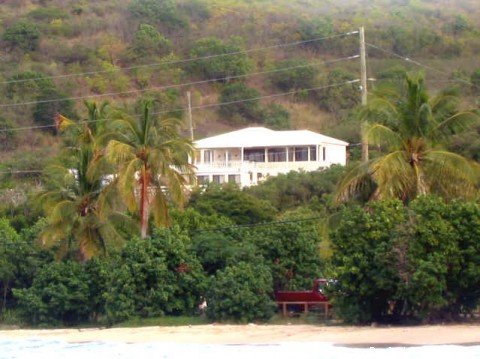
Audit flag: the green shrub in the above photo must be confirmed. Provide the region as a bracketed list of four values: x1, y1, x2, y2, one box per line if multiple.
[329, 197, 480, 323]
[27, 7, 69, 23]
[104, 228, 207, 324]
[2, 21, 40, 52]
[247, 211, 325, 290]
[188, 37, 253, 81]
[33, 87, 76, 130]
[188, 183, 276, 225]
[14, 261, 91, 326]
[129, 0, 187, 28]
[270, 58, 316, 91]
[206, 262, 275, 322]
[262, 103, 291, 130]
[219, 82, 262, 123]
[128, 24, 172, 60]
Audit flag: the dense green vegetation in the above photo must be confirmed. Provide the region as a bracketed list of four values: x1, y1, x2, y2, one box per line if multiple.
[0, 0, 480, 327]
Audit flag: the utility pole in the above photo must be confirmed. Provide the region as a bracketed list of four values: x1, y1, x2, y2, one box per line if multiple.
[186, 91, 194, 141]
[359, 26, 369, 162]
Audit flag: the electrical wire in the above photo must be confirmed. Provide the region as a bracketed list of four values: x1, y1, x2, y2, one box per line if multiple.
[0, 31, 358, 85]
[366, 42, 479, 88]
[0, 79, 360, 133]
[0, 55, 359, 108]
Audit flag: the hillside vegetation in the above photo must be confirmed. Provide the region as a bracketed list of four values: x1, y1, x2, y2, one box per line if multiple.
[0, 0, 479, 185]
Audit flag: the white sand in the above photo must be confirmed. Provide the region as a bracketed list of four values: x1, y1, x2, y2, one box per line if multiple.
[1, 324, 479, 345]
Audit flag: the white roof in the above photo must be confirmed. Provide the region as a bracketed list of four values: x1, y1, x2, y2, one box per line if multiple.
[195, 127, 348, 149]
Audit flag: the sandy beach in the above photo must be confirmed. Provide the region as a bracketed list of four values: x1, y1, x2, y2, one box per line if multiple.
[1, 324, 479, 346]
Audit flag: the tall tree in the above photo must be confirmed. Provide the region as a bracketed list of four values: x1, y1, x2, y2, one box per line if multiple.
[38, 102, 125, 260]
[336, 73, 480, 203]
[106, 101, 194, 238]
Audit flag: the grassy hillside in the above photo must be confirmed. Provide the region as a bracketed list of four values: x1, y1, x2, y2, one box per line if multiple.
[0, 0, 479, 181]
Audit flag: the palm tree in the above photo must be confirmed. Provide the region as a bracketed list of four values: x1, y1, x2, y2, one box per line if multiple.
[337, 73, 480, 203]
[105, 100, 195, 238]
[38, 147, 125, 260]
[39, 101, 127, 260]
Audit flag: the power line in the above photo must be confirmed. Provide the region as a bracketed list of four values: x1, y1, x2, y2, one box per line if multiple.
[0, 31, 358, 86]
[0, 55, 359, 108]
[366, 42, 479, 88]
[0, 79, 360, 133]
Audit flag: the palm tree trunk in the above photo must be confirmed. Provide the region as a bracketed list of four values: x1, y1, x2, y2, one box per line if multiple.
[140, 165, 150, 239]
[412, 162, 427, 196]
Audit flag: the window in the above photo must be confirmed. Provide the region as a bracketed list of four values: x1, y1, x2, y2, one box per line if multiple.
[212, 175, 225, 184]
[197, 175, 209, 185]
[268, 148, 286, 162]
[244, 148, 265, 162]
[203, 150, 213, 163]
[309, 146, 317, 161]
[295, 147, 309, 162]
[228, 174, 241, 184]
[322, 147, 326, 161]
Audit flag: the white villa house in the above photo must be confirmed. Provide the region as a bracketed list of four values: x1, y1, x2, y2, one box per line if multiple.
[192, 127, 348, 187]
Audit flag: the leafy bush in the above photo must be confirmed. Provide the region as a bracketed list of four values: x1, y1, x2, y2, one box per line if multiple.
[33, 87, 76, 130]
[247, 211, 325, 290]
[2, 21, 41, 52]
[270, 58, 316, 91]
[329, 197, 480, 323]
[218, 82, 262, 124]
[298, 18, 335, 52]
[188, 37, 253, 80]
[206, 262, 275, 322]
[129, 0, 187, 29]
[262, 103, 291, 130]
[104, 228, 207, 324]
[246, 166, 346, 211]
[329, 200, 406, 323]
[316, 69, 359, 116]
[27, 7, 69, 23]
[188, 183, 277, 225]
[128, 24, 172, 60]
[14, 261, 92, 325]
[0, 117, 16, 151]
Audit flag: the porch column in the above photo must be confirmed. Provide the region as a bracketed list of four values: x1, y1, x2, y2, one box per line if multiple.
[264, 148, 268, 163]
[225, 150, 229, 166]
[241, 147, 244, 163]
[286, 147, 289, 162]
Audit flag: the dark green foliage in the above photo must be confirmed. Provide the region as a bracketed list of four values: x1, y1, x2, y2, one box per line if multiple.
[247, 212, 324, 290]
[247, 166, 346, 211]
[2, 21, 40, 52]
[128, 24, 172, 60]
[178, 0, 211, 22]
[206, 262, 275, 322]
[330, 197, 480, 324]
[188, 184, 277, 225]
[33, 87, 76, 130]
[104, 228, 207, 323]
[270, 58, 316, 91]
[128, 0, 187, 29]
[330, 200, 407, 323]
[316, 69, 359, 116]
[27, 6, 69, 23]
[471, 69, 480, 91]
[298, 18, 335, 52]
[188, 37, 253, 80]
[0, 117, 16, 151]
[219, 82, 262, 124]
[262, 103, 291, 130]
[0, 218, 52, 314]
[6, 71, 55, 101]
[14, 261, 91, 325]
